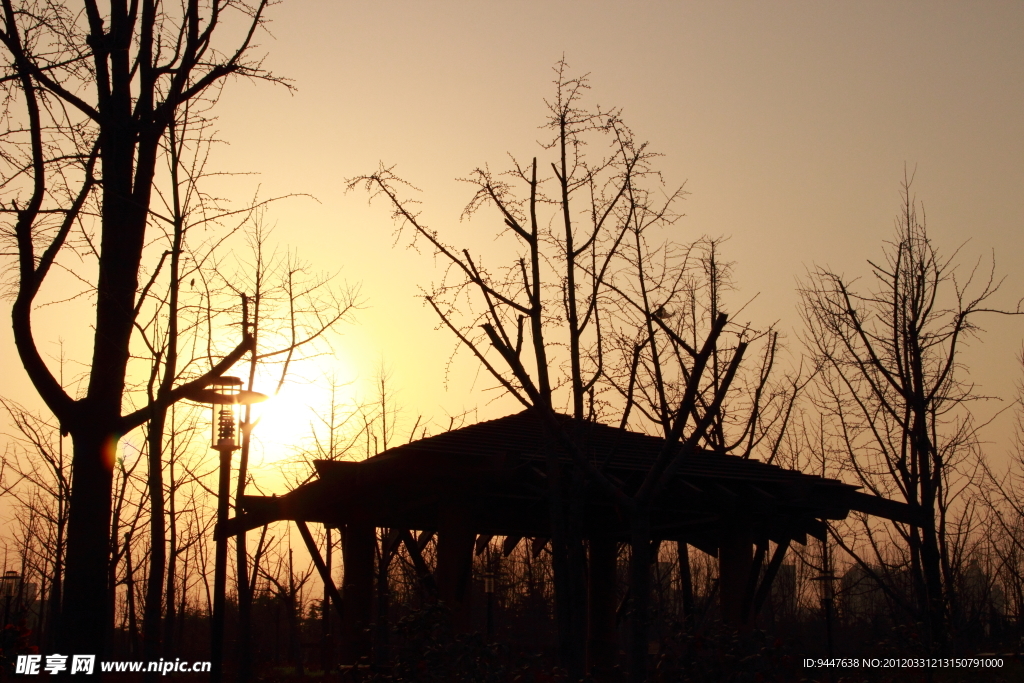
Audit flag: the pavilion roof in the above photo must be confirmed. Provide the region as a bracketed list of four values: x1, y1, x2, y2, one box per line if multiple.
[229, 410, 920, 554]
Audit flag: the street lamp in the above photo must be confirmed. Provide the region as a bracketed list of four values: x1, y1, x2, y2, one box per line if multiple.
[482, 546, 498, 639]
[2, 569, 19, 627]
[184, 376, 267, 683]
[482, 570, 495, 638]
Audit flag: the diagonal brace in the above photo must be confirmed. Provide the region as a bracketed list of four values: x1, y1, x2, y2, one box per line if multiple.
[751, 539, 792, 620]
[296, 520, 345, 621]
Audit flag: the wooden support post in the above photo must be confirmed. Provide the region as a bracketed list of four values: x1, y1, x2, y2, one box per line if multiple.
[340, 521, 375, 664]
[587, 536, 618, 679]
[435, 505, 475, 632]
[718, 525, 753, 628]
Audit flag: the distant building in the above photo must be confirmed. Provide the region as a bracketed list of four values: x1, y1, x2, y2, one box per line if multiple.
[960, 559, 1005, 635]
[840, 564, 889, 620]
[770, 564, 796, 615]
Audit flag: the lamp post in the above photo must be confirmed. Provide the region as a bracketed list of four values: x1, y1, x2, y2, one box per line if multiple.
[483, 546, 497, 639]
[185, 377, 267, 683]
[2, 570, 18, 627]
[482, 571, 495, 638]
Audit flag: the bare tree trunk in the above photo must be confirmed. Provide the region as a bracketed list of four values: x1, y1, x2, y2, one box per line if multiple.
[588, 537, 618, 678]
[1, 1, 277, 659]
[627, 511, 652, 683]
[541, 422, 575, 674]
[68, 428, 118, 657]
[142, 411, 168, 673]
[164, 478, 177, 659]
[125, 533, 140, 657]
[566, 469, 588, 679]
[236, 435, 253, 682]
[46, 500, 65, 651]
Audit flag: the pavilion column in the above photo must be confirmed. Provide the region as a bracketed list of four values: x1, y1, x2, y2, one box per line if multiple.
[587, 536, 618, 679]
[340, 521, 375, 664]
[718, 524, 753, 628]
[435, 504, 475, 632]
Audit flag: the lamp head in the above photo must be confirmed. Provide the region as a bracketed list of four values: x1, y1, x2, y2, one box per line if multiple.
[182, 376, 268, 450]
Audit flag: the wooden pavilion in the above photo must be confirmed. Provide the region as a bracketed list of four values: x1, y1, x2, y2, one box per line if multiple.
[222, 409, 919, 666]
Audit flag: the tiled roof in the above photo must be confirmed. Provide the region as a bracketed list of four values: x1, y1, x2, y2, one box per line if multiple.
[229, 409, 921, 549]
[327, 409, 851, 491]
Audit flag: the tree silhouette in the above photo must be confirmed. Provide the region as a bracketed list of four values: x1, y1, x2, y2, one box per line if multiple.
[352, 61, 793, 682]
[800, 174, 1023, 650]
[0, 0, 283, 657]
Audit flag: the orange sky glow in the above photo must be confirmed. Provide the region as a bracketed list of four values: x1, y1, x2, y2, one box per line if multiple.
[2, 1, 1023, 494]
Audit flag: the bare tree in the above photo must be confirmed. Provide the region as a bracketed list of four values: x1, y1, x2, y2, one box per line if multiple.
[257, 540, 314, 673]
[0, 0, 287, 655]
[217, 220, 359, 680]
[350, 61, 793, 682]
[800, 173, 1021, 650]
[0, 398, 71, 649]
[601, 232, 807, 658]
[350, 62, 648, 677]
[134, 99, 267, 672]
[978, 353, 1024, 640]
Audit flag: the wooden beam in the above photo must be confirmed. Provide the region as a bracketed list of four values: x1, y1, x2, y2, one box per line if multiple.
[295, 520, 344, 622]
[475, 534, 494, 556]
[846, 490, 925, 526]
[382, 527, 403, 562]
[218, 510, 279, 539]
[751, 539, 791, 618]
[399, 529, 437, 599]
[416, 529, 436, 551]
[740, 541, 768, 622]
[743, 485, 778, 514]
[501, 535, 522, 557]
[684, 533, 719, 558]
[804, 518, 828, 542]
[711, 483, 739, 509]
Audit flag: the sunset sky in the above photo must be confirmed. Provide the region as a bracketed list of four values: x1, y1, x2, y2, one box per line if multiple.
[3, 1, 1023, 485]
